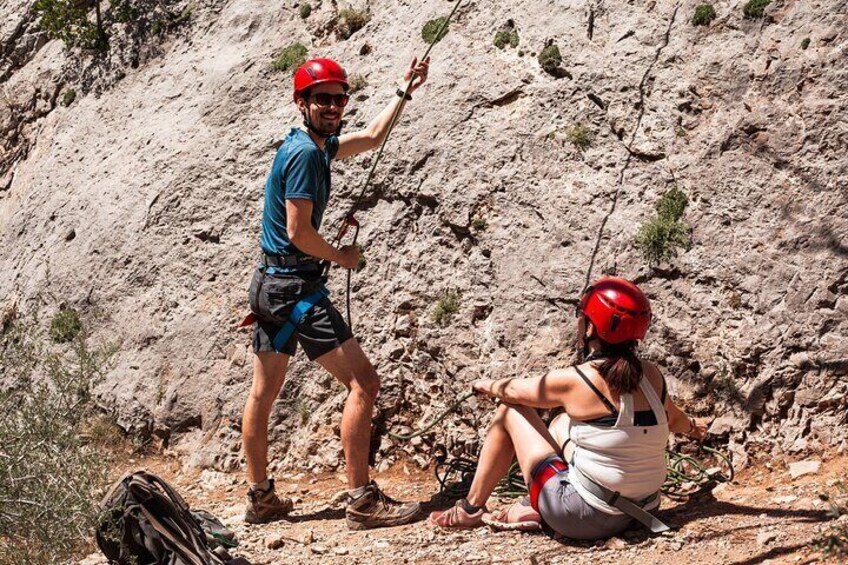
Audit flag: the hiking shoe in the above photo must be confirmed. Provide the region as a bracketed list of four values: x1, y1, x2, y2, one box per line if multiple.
[345, 481, 421, 530]
[244, 479, 294, 524]
[428, 499, 487, 529]
[482, 497, 542, 532]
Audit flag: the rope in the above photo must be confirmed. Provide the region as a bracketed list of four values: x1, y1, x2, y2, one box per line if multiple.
[432, 445, 733, 500]
[325, 0, 466, 330]
[386, 391, 475, 440]
[386, 393, 733, 500]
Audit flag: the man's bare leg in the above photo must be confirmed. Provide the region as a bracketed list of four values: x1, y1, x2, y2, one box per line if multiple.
[315, 337, 421, 529]
[243, 351, 290, 483]
[314, 338, 379, 489]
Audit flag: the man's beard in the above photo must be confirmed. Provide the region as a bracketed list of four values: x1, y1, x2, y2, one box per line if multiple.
[313, 115, 341, 137]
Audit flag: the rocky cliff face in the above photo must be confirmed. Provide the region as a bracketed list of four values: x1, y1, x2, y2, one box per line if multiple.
[1, 0, 846, 473]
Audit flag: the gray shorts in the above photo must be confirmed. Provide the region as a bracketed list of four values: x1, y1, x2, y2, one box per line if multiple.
[532, 455, 634, 540]
[248, 268, 353, 360]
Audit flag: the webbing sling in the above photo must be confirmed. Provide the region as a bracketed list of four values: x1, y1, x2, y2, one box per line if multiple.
[571, 465, 671, 533]
[271, 285, 330, 352]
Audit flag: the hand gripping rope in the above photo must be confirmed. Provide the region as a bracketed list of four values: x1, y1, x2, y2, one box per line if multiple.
[323, 0, 466, 331]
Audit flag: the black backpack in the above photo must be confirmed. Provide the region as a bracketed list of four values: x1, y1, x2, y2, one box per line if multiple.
[96, 471, 245, 565]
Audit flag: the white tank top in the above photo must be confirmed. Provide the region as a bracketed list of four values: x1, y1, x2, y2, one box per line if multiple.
[567, 375, 669, 515]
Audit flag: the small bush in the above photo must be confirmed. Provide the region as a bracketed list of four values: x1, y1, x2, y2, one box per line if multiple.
[50, 308, 82, 343]
[743, 0, 771, 19]
[0, 313, 117, 564]
[538, 44, 562, 75]
[348, 74, 368, 93]
[272, 42, 308, 72]
[636, 187, 690, 265]
[299, 3, 312, 19]
[817, 482, 848, 560]
[676, 126, 687, 137]
[655, 185, 688, 222]
[61, 88, 76, 107]
[494, 29, 519, 49]
[636, 217, 690, 265]
[356, 244, 366, 272]
[566, 124, 592, 150]
[336, 7, 370, 40]
[433, 290, 461, 326]
[34, 0, 107, 50]
[801, 37, 810, 50]
[421, 16, 449, 44]
[692, 4, 716, 26]
[472, 218, 487, 230]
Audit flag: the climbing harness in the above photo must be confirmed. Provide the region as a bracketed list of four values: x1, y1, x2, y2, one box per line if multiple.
[270, 285, 330, 353]
[323, 0, 466, 331]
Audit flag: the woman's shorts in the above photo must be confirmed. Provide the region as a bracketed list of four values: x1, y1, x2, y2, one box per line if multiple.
[530, 455, 634, 540]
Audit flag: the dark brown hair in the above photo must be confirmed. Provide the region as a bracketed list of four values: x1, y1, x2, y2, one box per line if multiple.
[597, 340, 642, 394]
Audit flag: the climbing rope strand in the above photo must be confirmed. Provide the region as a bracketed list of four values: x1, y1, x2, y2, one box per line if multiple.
[327, 0, 465, 330]
[347, 0, 464, 211]
[386, 391, 475, 440]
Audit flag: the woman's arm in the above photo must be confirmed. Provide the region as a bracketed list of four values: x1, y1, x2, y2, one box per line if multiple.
[471, 369, 573, 409]
[665, 396, 709, 439]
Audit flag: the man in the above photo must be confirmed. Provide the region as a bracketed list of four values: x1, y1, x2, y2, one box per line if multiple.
[242, 56, 429, 529]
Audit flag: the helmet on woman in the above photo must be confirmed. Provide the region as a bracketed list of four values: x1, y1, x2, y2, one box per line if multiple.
[293, 58, 349, 102]
[579, 277, 652, 343]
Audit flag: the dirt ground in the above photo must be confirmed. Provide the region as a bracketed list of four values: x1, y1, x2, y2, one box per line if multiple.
[80, 453, 847, 565]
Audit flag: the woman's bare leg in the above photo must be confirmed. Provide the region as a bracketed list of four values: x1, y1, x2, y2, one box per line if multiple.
[466, 403, 561, 508]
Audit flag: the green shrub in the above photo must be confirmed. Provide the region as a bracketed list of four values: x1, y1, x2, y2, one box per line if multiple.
[636, 187, 691, 265]
[433, 290, 461, 326]
[356, 244, 366, 272]
[472, 218, 487, 230]
[336, 7, 370, 39]
[299, 3, 312, 19]
[494, 29, 519, 49]
[676, 126, 687, 137]
[421, 16, 449, 44]
[636, 216, 690, 265]
[34, 0, 108, 50]
[348, 73, 368, 93]
[61, 88, 76, 107]
[692, 4, 716, 26]
[566, 124, 592, 150]
[0, 313, 117, 565]
[272, 42, 308, 72]
[743, 0, 771, 19]
[801, 37, 810, 49]
[49, 308, 82, 343]
[538, 44, 562, 75]
[817, 482, 848, 560]
[655, 185, 688, 221]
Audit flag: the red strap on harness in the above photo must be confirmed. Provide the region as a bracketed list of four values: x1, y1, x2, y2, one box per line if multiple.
[529, 458, 568, 513]
[239, 312, 256, 327]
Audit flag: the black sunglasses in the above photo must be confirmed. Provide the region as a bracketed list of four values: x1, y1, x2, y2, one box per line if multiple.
[310, 92, 350, 108]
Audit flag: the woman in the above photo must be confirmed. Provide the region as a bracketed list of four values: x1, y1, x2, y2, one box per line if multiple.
[429, 277, 710, 539]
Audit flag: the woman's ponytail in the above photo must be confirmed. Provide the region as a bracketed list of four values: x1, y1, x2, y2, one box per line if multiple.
[598, 341, 642, 394]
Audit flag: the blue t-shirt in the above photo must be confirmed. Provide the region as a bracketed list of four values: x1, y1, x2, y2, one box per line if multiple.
[260, 128, 339, 273]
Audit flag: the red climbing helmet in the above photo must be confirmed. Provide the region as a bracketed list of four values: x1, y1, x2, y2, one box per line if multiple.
[579, 277, 652, 343]
[293, 58, 349, 102]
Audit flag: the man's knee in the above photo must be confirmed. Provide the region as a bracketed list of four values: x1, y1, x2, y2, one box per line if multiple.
[350, 366, 380, 401]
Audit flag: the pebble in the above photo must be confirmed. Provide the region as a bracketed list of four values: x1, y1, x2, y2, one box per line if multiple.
[788, 460, 821, 479]
[333, 546, 350, 555]
[264, 534, 285, 550]
[310, 545, 327, 554]
[772, 495, 798, 505]
[605, 537, 627, 550]
[757, 531, 778, 546]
